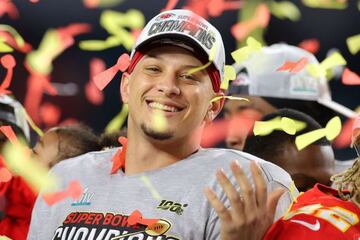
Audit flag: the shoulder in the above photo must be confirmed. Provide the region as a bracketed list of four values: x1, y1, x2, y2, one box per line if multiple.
[198, 148, 292, 187]
[51, 147, 119, 174]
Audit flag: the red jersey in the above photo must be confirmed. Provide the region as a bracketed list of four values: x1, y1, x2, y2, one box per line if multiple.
[264, 183, 360, 240]
[0, 159, 37, 240]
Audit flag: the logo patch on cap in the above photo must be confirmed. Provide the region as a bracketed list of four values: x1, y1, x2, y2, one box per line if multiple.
[156, 13, 175, 21]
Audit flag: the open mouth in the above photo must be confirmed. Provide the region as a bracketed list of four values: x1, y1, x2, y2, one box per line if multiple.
[146, 100, 183, 113]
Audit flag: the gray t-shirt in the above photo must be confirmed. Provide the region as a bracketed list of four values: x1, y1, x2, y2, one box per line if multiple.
[28, 147, 295, 240]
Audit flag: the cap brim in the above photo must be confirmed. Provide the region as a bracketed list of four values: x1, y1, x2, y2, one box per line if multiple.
[317, 98, 357, 118]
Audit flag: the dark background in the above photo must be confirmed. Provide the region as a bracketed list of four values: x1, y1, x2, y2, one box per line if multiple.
[1, 0, 359, 159]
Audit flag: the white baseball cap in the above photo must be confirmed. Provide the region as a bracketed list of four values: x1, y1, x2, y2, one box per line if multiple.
[130, 9, 226, 92]
[0, 94, 30, 142]
[230, 44, 357, 118]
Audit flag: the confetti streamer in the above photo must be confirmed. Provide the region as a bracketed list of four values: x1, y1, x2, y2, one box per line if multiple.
[111, 136, 127, 174]
[346, 34, 360, 55]
[276, 57, 309, 73]
[307, 51, 346, 78]
[220, 65, 237, 90]
[151, 109, 168, 133]
[0, 25, 32, 53]
[295, 116, 342, 151]
[128, 210, 159, 227]
[302, 0, 348, 9]
[207, 0, 243, 17]
[85, 58, 106, 105]
[0, 235, 12, 240]
[0, 0, 19, 19]
[183, 0, 209, 19]
[83, 0, 124, 8]
[334, 117, 355, 148]
[42, 180, 83, 206]
[140, 175, 162, 200]
[0, 166, 12, 183]
[342, 68, 360, 85]
[105, 104, 129, 133]
[162, 0, 180, 11]
[231, 36, 262, 64]
[210, 95, 248, 103]
[93, 53, 130, 91]
[80, 9, 145, 51]
[0, 54, 15, 94]
[289, 181, 298, 202]
[269, 1, 301, 21]
[2, 141, 58, 193]
[298, 38, 320, 54]
[0, 125, 19, 144]
[0, 38, 13, 52]
[253, 117, 307, 136]
[39, 102, 61, 127]
[22, 107, 44, 137]
[231, 3, 270, 41]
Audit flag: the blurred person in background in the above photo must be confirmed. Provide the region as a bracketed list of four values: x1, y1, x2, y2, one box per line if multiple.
[263, 115, 360, 239]
[243, 108, 335, 192]
[224, 43, 357, 168]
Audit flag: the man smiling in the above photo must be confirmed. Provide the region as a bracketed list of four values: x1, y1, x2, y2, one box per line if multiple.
[28, 9, 294, 240]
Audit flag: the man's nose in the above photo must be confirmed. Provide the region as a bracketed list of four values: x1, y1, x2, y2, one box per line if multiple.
[156, 72, 181, 96]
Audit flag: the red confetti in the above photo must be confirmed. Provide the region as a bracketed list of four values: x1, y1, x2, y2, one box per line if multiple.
[0, 31, 32, 53]
[85, 58, 106, 105]
[231, 3, 270, 41]
[57, 23, 92, 50]
[183, 0, 209, 19]
[111, 137, 127, 174]
[94, 53, 130, 91]
[0, 167, 12, 183]
[208, 0, 243, 17]
[276, 57, 308, 73]
[162, 0, 180, 11]
[39, 102, 61, 127]
[83, 0, 100, 8]
[0, 0, 19, 19]
[42, 180, 83, 206]
[128, 210, 159, 227]
[342, 68, 360, 85]
[298, 38, 320, 54]
[0, 125, 19, 145]
[0, 54, 15, 94]
[334, 118, 355, 149]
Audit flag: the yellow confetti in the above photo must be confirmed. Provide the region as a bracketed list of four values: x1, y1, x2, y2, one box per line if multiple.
[307, 51, 347, 79]
[22, 108, 44, 137]
[346, 34, 360, 55]
[0, 39, 13, 52]
[2, 142, 58, 193]
[152, 109, 168, 133]
[269, 1, 301, 21]
[210, 95, 249, 103]
[0, 24, 26, 48]
[80, 9, 145, 51]
[220, 65, 236, 90]
[0, 235, 12, 240]
[105, 104, 128, 133]
[253, 117, 306, 136]
[140, 175, 162, 200]
[289, 181, 298, 202]
[26, 29, 62, 74]
[295, 116, 341, 150]
[302, 0, 347, 9]
[187, 61, 212, 75]
[231, 37, 262, 64]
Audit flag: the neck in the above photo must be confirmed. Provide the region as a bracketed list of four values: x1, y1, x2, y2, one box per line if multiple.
[124, 123, 202, 175]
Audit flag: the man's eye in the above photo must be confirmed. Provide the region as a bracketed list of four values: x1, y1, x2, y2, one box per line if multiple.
[180, 74, 198, 81]
[145, 67, 160, 72]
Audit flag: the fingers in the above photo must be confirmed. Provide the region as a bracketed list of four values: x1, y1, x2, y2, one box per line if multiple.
[230, 161, 256, 221]
[204, 186, 232, 222]
[267, 188, 286, 220]
[216, 168, 245, 222]
[249, 161, 267, 211]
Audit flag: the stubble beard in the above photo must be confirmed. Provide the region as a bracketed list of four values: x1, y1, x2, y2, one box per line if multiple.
[141, 123, 174, 140]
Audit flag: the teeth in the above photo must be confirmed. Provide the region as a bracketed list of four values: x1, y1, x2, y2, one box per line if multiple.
[148, 102, 179, 112]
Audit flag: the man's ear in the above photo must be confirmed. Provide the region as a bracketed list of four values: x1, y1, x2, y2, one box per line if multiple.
[120, 72, 130, 103]
[205, 92, 224, 122]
